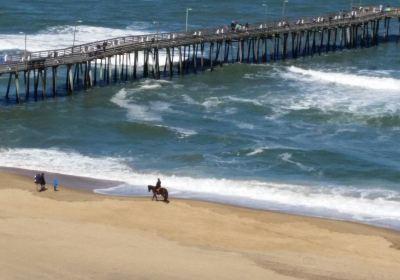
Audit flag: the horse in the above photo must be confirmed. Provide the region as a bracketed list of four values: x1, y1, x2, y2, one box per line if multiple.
[148, 185, 169, 203]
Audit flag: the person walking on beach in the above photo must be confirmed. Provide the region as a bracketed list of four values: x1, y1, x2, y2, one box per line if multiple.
[39, 173, 46, 192]
[53, 177, 59, 191]
[34, 173, 41, 191]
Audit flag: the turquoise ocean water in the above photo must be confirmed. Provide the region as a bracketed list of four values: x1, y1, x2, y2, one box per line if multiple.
[1, 0, 400, 229]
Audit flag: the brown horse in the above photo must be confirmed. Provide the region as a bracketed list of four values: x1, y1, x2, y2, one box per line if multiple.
[148, 185, 169, 203]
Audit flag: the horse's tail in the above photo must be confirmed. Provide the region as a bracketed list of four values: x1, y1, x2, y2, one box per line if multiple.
[163, 188, 169, 203]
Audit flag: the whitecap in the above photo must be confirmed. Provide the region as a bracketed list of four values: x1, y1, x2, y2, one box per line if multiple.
[246, 148, 265, 156]
[226, 96, 263, 106]
[279, 152, 315, 172]
[286, 66, 400, 91]
[271, 66, 400, 117]
[111, 88, 162, 122]
[234, 121, 255, 130]
[168, 126, 198, 138]
[202, 97, 221, 110]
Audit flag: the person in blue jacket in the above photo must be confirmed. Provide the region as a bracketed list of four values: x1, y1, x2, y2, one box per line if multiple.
[53, 177, 59, 191]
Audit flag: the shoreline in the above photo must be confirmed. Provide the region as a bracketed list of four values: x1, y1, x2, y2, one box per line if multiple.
[0, 166, 122, 192]
[2, 166, 400, 233]
[1, 169, 400, 279]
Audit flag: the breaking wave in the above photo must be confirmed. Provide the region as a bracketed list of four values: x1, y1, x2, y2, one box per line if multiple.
[286, 66, 400, 91]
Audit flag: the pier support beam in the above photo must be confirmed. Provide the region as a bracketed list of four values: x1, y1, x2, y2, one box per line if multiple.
[200, 44, 205, 71]
[67, 65, 74, 94]
[398, 17, 400, 43]
[209, 43, 214, 71]
[25, 71, 30, 100]
[52, 67, 58, 97]
[15, 72, 20, 104]
[133, 51, 138, 80]
[178, 47, 183, 75]
[6, 73, 12, 100]
[40, 69, 47, 99]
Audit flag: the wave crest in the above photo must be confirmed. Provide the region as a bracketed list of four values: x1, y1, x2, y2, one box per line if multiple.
[287, 66, 400, 91]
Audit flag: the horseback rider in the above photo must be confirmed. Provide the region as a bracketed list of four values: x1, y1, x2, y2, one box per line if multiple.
[148, 178, 169, 203]
[155, 178, 161, 194]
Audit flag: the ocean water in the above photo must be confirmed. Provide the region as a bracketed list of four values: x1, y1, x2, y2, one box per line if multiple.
[1, 0, 400, 229]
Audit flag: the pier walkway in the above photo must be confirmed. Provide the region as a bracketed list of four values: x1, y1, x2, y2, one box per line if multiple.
[1, 6, 399, 103]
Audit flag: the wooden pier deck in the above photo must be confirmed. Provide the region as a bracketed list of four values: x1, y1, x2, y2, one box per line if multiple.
[1, 6, 399, 103]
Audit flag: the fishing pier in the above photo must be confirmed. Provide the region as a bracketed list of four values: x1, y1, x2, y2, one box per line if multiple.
[1, 6, 399, 103]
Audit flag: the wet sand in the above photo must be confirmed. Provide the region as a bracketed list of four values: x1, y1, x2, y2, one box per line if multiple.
[0, 170, 400, 280]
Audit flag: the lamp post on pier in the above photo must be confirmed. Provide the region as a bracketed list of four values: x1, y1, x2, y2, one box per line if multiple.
[72, 20, 83, 51]
[185, 8, 192, 32]
[153, 21, 160, 41]
[282, 0, 289, 19]
[19, 31, 27, 62]
[262, 3, 268, 23]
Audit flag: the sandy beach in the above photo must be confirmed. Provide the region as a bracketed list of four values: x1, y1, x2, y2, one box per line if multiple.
[0, 170, 399, 280]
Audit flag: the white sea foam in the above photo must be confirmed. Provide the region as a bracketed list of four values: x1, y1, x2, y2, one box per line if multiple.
[286, 66, 400, 91]
[140, 84, 162, 90]
[202, 97, 222, 110]
[135, 79, 169, 91]
[156, 125, 197, 138]
[111, 88, 195, 137]
[246, 148, 265, 156]
[189, 95, 263, 111]
[111, 88, 162, 122]
[0, 25, 179, 67]
[226, 96, 263, 106]
[246, 144, 296, 157]
[182, 95, 199, 106]
[279, 152, 315, 172]
[0, 25, 148, 52]
[170, 127, 197, 137]
[234, 121, 255, 130]
[1, 148, 400, 228]
[273, 66, 400, 117]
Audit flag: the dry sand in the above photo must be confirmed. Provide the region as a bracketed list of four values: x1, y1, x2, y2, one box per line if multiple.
[0, 171, 399, 280]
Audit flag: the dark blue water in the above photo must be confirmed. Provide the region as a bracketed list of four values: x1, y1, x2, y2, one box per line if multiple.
[1, 0, 400, 229]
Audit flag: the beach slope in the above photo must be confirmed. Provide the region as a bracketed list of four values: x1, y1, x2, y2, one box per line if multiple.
[0, 171, 399, 280]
